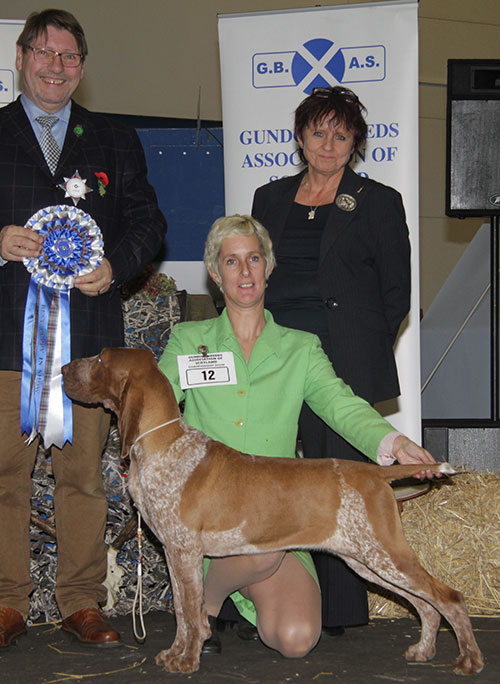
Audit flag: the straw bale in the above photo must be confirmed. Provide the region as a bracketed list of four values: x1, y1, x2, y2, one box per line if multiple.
[368, 470, 500, 618]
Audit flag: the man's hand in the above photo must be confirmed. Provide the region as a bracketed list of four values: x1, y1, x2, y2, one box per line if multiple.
[74, 257, 114, 296]
[0, 225, 43, 261]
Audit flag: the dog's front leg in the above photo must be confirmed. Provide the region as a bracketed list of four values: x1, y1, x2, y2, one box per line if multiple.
[155, 545, 206, 674]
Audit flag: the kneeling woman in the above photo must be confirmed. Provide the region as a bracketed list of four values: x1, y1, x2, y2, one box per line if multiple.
[158, 215, 437, 657]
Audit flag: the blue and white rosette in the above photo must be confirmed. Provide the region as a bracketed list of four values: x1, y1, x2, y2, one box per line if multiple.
[21, 205, 104, 448]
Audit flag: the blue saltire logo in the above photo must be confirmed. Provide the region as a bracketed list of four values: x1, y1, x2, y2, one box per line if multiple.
[252, 38, 386, 92]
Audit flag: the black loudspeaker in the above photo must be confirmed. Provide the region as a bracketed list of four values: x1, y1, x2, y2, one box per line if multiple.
[446, 59, 500, 217]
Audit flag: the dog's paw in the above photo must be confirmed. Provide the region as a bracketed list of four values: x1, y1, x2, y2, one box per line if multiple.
[404, 642, 435, 662]
[453, 650, 484, 676]
[155, 648, 200, 673]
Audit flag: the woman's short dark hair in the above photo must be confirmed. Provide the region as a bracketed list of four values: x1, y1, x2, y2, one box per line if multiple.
[17, 9, 88, 61]
[294, 86, 367, 164]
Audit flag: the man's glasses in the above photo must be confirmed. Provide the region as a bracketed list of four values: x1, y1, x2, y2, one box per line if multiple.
[26, 46, 83, 68]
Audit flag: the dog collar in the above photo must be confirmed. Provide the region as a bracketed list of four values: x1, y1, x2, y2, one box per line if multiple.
[133, 417, 181, 447]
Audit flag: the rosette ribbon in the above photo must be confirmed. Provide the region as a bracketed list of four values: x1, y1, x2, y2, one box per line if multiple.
[21, 205, 104, 448]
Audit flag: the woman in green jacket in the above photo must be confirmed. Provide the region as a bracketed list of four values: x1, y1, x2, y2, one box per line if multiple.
[158, 214, 438, 659]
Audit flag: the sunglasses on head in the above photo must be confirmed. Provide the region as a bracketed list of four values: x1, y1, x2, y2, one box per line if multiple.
[311, 87, 359, 103]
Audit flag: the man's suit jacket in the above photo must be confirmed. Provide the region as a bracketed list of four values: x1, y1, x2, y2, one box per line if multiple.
[252, 165, 411, 404]
[0, 98, 167, 371]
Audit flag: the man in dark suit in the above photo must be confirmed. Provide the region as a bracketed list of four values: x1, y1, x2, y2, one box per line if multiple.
[0, 9, 166, 647]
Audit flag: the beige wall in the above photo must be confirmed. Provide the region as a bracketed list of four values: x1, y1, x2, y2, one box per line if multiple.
[418, 0, 499, 312]
[2, 0, 499, 311]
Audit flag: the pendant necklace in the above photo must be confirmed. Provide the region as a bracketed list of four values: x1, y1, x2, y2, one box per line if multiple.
[304, 173, 322, 219]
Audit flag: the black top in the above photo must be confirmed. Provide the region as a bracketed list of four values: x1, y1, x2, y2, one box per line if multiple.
[266, 202, 331, 349]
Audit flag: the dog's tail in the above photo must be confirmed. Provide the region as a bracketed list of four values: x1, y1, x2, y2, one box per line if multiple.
[377, 462, 456, 484]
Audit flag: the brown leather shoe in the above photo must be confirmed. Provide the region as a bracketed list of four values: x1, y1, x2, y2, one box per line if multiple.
[0, 606, 27, 647]
[61, 608, 121, 647]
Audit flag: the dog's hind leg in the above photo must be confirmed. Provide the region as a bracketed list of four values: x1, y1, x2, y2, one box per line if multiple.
[342, 555, 441, 662]
[154, 545, 207, 674]
[339, 550, 483, 675]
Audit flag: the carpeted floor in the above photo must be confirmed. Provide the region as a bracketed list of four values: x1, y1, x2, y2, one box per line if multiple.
[1, 612, 498, 684]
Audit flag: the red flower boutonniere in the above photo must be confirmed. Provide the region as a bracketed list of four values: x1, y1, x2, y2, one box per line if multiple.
[95, 171, 109, 197]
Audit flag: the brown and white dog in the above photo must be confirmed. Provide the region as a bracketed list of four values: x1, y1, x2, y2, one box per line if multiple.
[62, 348, 483, 676]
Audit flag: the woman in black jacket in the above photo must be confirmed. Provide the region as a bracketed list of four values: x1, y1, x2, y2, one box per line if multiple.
[252, 86, 411, 636]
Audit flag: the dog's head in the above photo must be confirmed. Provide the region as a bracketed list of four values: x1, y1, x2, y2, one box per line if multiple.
[63, 348, 162, 457]
[62, 347, 156, 412]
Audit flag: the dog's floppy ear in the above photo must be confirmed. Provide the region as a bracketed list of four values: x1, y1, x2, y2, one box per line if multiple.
[118, 381, 143, 460]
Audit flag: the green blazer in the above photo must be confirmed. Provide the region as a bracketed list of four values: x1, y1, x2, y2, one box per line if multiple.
[158, 309, 394, 463]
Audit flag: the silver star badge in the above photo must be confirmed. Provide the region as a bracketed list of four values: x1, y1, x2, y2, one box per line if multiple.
[58, 170, 93, 206]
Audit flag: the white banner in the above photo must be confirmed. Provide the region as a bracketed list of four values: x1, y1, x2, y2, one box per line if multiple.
[0, 19, 23, 108]
[218, 1, 421, 441]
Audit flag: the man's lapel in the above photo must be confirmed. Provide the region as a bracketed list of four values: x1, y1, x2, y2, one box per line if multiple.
[57, 102, 86, 172]
[4, 98, 88, 181]
[5, 99, 51, 176]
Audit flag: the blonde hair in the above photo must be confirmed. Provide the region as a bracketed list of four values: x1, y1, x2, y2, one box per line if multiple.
[203, 214, 276, 280]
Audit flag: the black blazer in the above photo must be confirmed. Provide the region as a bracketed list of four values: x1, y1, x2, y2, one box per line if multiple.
[252, 165, 411, 404]
[0, 98, 167, 371]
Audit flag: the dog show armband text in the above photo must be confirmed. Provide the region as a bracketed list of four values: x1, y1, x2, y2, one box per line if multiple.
[177, 352, 237, 389]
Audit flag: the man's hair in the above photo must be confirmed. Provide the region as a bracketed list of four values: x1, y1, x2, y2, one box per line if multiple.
[17, 9, 88, 61]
